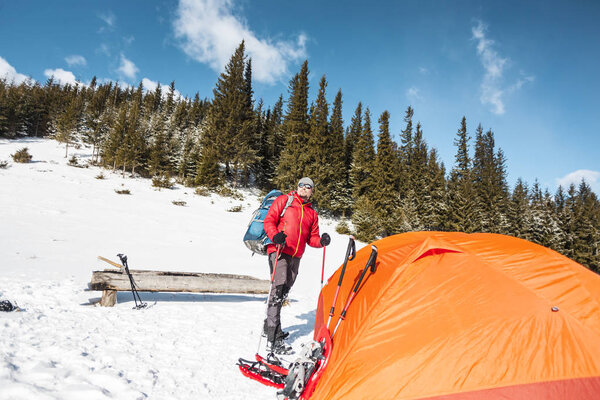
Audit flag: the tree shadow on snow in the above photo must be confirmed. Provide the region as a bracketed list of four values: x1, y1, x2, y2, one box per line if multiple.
[285, 309, 316, 341]
[0, 137, 45, 145]
[115, 291, 266, 304]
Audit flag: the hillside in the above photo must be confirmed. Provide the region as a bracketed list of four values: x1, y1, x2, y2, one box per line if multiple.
[0, 138, 358, 400]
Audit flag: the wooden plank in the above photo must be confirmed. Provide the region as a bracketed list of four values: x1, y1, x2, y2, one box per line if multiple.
[97, 256, 124, 269]
[89, 269, 270, 294]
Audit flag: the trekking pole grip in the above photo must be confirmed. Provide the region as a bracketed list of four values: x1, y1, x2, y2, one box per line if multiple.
[332, 245, 378, 338]
[329, 237, 356, 318]
[352, 245, 378, 294]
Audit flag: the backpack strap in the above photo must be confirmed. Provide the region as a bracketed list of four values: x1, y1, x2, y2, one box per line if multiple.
[280, 195, 294, 218]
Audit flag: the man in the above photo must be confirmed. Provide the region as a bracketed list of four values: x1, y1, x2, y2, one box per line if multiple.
[263, 177, 331, 353]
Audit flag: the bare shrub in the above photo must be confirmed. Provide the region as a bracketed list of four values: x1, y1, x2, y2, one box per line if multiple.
[11, 147, 32, 163]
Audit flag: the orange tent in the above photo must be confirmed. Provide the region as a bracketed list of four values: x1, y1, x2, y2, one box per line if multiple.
[311, 232, 600, 399]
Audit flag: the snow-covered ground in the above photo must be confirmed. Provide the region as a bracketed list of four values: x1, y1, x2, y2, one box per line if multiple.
[0, 138, 362, 400]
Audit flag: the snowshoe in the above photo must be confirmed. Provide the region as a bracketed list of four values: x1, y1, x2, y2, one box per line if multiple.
[237, 353, 289, 389]
[278, 340, 325, 400]
[255, 353, 289, 376]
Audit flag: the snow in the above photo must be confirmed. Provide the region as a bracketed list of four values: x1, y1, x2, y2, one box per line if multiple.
[0, 138, 362, 400]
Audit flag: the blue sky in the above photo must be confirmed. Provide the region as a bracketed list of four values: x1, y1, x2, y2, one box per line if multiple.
[1, 0, 599, 194]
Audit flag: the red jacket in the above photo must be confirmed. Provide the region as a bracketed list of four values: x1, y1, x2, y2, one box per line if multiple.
[264, 191, 322, 258]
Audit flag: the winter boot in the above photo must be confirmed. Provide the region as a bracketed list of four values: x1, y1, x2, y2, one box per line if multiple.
[263, 320, 290, 340]
[268, 338, 292, 355]
[277, 329, 290, 340]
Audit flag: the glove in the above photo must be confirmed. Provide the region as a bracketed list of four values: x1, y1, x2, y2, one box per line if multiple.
[273, 231, 287, 245]
[320, 233, 331, 247]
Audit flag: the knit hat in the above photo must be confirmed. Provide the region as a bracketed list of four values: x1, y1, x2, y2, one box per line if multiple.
[298, 177, 314, 188]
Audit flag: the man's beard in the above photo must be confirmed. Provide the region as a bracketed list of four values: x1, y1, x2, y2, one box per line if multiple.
[298, 192, 310, 201]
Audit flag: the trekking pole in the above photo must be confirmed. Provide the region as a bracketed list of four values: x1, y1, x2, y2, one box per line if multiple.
[326, 236, 356, 331]
[257, 244, 282, 355]
[320, 247, 326, 289]
[331, 245, 377, 339]
[117, 253, 147, 309]
[270, 245, 282, 282]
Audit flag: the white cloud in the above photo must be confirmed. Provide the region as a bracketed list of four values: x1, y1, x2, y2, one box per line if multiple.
[173, 0, 307, 84]
[508, 74, 535, 93]
[44, 68, 78, 86]
[142, 77, 159, 92]
[97, 43, 111, 57]
[471, 21, 532, 115]
[99, 12, 116, 28]
[406, 86, 423, 102]
[117, 54, 139, 80]
[418, 67, 429, 75]
[0, 56, 29, 84]
[557, 170, 600, 194]
[65, 55, 87, 67]
[142, 78, 184, 99]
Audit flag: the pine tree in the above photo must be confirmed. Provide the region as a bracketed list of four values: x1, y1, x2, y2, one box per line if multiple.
[555, 185, 575, 259]
[102, 101, 128, 169]
[351, 108, 390, 241]
[83, 80, 111, 163]
[269, 96, 285, 161]
[328, 89, 351, 215]
[508, 178, 531, 239]
[0, 79, 8, 136]
[54, 85, 83, 158]
[528, 181, 554, 248]
[373, 110, 400, 236]
[472, 126, 509, 232]
[275, 60, 310, 191]
[422, 148, 447, 230]
[195, 134, 223, 188]
[398, 106, 414, 197]
[120, 85, 146, 175]
[572, 180, 600, 271]
[0, 80, 27, 138]
[147, 109, 170, 176]
[404, 121, 429, 228]
[542, 188, 564, 252]
[189, 93, 208, 126]
[352, 195, 380, 242]
[23, 81, 52, 138]
[255, 96, 283, 188]
[565, 184, 580, 260]
[349, 107, 376, 201]
[169, 98, 191, 179]
[446, 116, 477, 232]
[305, 75, 334, 211]
[178, 123, 201, 184]
[493, 148, 511, 233]
[231, 57, 260, 186]
[345, 102, 362, 173]
[203, 41, 257, 185]
[454, 117, 470, 176]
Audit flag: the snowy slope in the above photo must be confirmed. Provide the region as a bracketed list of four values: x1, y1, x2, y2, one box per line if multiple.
[0, 138, 363, 400]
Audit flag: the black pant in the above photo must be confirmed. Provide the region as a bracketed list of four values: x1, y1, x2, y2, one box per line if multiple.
[265, 252, 300, 342]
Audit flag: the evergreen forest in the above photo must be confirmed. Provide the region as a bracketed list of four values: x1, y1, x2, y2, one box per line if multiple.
[1, 42, 599, 272]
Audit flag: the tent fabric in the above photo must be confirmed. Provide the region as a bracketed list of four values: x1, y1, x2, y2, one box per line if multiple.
[312, 232, 600, 400]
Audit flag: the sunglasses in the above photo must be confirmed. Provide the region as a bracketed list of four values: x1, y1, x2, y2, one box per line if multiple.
[298, 183, 313, 190]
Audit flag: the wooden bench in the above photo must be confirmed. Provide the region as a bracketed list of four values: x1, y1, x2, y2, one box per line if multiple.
[89, 269, 270, 307]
